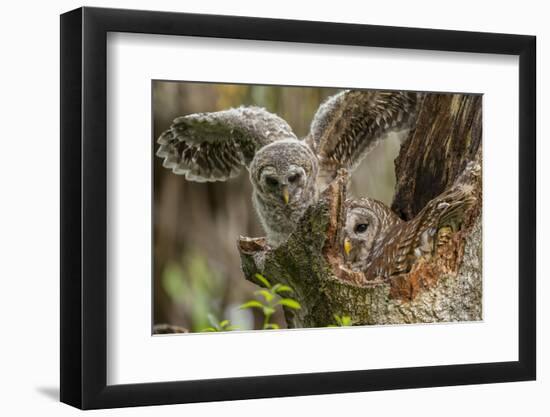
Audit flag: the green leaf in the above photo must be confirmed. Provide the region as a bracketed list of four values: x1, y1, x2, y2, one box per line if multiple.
[262, 306, 276, 317]
[277, 298, 301, 310]
[225, 325, 240, 331]
[331, 314, 353, 327]
[207, 313, 220, 330]
[239, 300, 264, 310]
[254, 273, 271, 288]
[201, 327, 218, 332]
[254, 289, 274, 302]
[219, 320, 229, 328]
[341, 316, 353, 326]
[272, 284, 293, 294]
[264, 323, 280, 330]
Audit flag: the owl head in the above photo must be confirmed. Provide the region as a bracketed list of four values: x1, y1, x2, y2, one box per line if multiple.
[250, 139, 318, 207]
[343, 198, 402, 267]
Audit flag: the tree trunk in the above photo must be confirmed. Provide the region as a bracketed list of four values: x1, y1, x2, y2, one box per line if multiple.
[238, 94, 482, 328]
[392, 94, 482, 219]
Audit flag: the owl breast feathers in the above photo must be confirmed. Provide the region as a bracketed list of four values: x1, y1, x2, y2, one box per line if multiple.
[156, 90, 420, 246]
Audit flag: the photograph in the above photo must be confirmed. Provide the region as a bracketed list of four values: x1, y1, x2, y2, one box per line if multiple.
[0, 0, 542, 413]
[152, 81, 483, 334]
[52, 3, 538, 412]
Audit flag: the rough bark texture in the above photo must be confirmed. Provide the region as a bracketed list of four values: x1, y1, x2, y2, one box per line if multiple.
[238, 94, 482, 328]
[392, 93, 482, 220]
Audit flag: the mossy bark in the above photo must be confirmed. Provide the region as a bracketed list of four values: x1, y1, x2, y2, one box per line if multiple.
[238, 94, 482, 328]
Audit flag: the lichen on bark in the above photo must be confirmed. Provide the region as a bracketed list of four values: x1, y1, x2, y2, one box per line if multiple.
[238, 93, 482, 328]
[238, 170, 481, 328]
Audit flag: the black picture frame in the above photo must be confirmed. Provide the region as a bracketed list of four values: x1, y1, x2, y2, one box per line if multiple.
[60, 6, 536, 410]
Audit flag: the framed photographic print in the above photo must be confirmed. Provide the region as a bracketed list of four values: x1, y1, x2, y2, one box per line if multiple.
[60, 6, 536, 409]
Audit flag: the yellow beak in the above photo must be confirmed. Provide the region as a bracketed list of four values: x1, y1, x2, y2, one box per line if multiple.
[344, 238, 352, 255]
[282, 186, 290, 205]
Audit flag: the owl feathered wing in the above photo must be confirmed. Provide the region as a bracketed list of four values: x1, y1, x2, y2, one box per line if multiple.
[366, 184, 476, 279]
[156, 106, 297, 182]
[307, 90, 420, 188]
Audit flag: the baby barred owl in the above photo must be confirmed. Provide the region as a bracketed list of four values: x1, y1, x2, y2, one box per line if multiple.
[156, 90, 419, 246]
[343, 182, 477, 279]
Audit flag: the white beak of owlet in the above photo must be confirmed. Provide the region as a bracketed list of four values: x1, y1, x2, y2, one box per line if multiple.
[282, 185, 290, 205]
[344, 238, 352, 255]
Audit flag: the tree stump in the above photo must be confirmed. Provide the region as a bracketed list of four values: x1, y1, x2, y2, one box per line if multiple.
[238, 93, 482, 328]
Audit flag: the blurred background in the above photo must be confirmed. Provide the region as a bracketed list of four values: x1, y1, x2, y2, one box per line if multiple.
[153, 81, 401, 332]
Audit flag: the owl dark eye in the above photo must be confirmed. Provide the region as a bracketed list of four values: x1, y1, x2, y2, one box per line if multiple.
[288, 173, 300, 183]
[355, 223, 368, 233]
[265, 176, 279, 187]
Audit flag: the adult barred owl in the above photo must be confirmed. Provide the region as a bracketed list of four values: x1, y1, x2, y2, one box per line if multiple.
[156, 90, 419, 246]
[342, 180, 477, 279]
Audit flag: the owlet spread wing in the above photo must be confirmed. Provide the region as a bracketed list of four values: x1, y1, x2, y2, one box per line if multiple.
[156, 106, 297, 182]
[307, 90, 420, 188]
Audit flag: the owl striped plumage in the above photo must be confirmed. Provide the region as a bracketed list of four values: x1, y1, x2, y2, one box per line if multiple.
[343, 181, 477, 280]
[307, 90, 419, 187]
